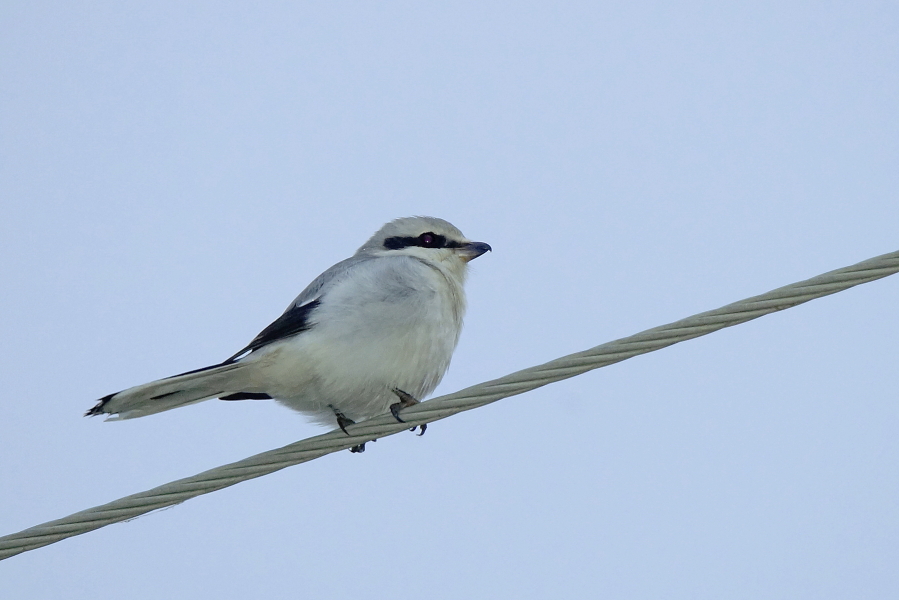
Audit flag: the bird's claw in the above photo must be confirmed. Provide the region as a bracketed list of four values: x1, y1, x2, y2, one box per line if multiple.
[332, 406, 379, 453]
[390, 388, 419, 423]
[390, 389, 428, 436]
[330, 405, 355, 436]
[349, 438, 377, 453]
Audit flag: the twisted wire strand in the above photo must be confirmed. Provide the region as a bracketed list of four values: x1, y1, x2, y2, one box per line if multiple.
[2, 249, 897, 560]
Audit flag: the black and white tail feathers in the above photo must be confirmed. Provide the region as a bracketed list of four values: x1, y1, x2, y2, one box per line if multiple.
[85, 361, 254, 420]
[85, 299, 321, 420]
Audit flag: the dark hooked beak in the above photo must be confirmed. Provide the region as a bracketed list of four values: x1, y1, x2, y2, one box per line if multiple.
[458, 241, 492, 262]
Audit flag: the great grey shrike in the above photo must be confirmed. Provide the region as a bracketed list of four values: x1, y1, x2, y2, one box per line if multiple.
[86, 217, 490, 450]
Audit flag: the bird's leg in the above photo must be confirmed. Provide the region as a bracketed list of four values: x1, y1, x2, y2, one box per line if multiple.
[330, 404, 368, 452]
[390, 388, 427, 436]
[389, 388, 417, 422]
[329, 404, 355, 435]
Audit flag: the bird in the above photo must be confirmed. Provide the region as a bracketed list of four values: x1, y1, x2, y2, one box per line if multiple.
[86, 216, 491, 451]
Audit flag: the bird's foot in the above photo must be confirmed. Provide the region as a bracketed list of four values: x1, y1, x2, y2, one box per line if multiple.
[389, 388, 418, 422]
[329, 405, 355, 436]
[331, 405, 377, 453]
[390, 389, 427, 436]
[349, 438, 377, 453]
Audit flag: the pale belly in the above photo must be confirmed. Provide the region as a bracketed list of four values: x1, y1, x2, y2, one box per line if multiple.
[245, 261, 464, 426]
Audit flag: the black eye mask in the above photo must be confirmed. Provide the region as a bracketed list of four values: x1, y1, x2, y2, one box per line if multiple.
[383, 231, 463, 250]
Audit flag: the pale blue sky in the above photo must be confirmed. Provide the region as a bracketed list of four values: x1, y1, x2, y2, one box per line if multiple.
[2, 2, 898, 598]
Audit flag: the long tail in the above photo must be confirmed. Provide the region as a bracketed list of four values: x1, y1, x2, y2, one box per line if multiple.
[86, 362, 250, 420]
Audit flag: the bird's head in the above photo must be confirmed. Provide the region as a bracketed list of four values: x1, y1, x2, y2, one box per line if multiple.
[357, 216, 491, 279]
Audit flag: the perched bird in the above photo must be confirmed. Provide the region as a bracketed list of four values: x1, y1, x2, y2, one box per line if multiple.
[86, 216, 491, 450]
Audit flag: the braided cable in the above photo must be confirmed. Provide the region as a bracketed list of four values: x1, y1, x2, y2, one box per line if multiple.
[1, 249, 897, 560]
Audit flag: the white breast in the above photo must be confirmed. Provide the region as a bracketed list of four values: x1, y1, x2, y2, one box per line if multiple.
[250, 255, 466, 425]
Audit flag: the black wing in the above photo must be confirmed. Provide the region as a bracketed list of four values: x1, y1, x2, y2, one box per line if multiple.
[224, 299, 321, 363]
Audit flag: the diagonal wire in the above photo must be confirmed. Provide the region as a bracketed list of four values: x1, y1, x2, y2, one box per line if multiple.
[1, 249, 897, 561]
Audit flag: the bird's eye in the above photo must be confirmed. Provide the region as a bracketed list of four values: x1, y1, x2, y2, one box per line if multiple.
[418, 232, 441, 248]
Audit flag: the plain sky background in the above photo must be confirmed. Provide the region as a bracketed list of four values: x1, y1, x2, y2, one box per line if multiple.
[1, 2, 897, 598]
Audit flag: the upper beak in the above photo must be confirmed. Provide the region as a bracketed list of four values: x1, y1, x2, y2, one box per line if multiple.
[458, 241, 492, 262]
